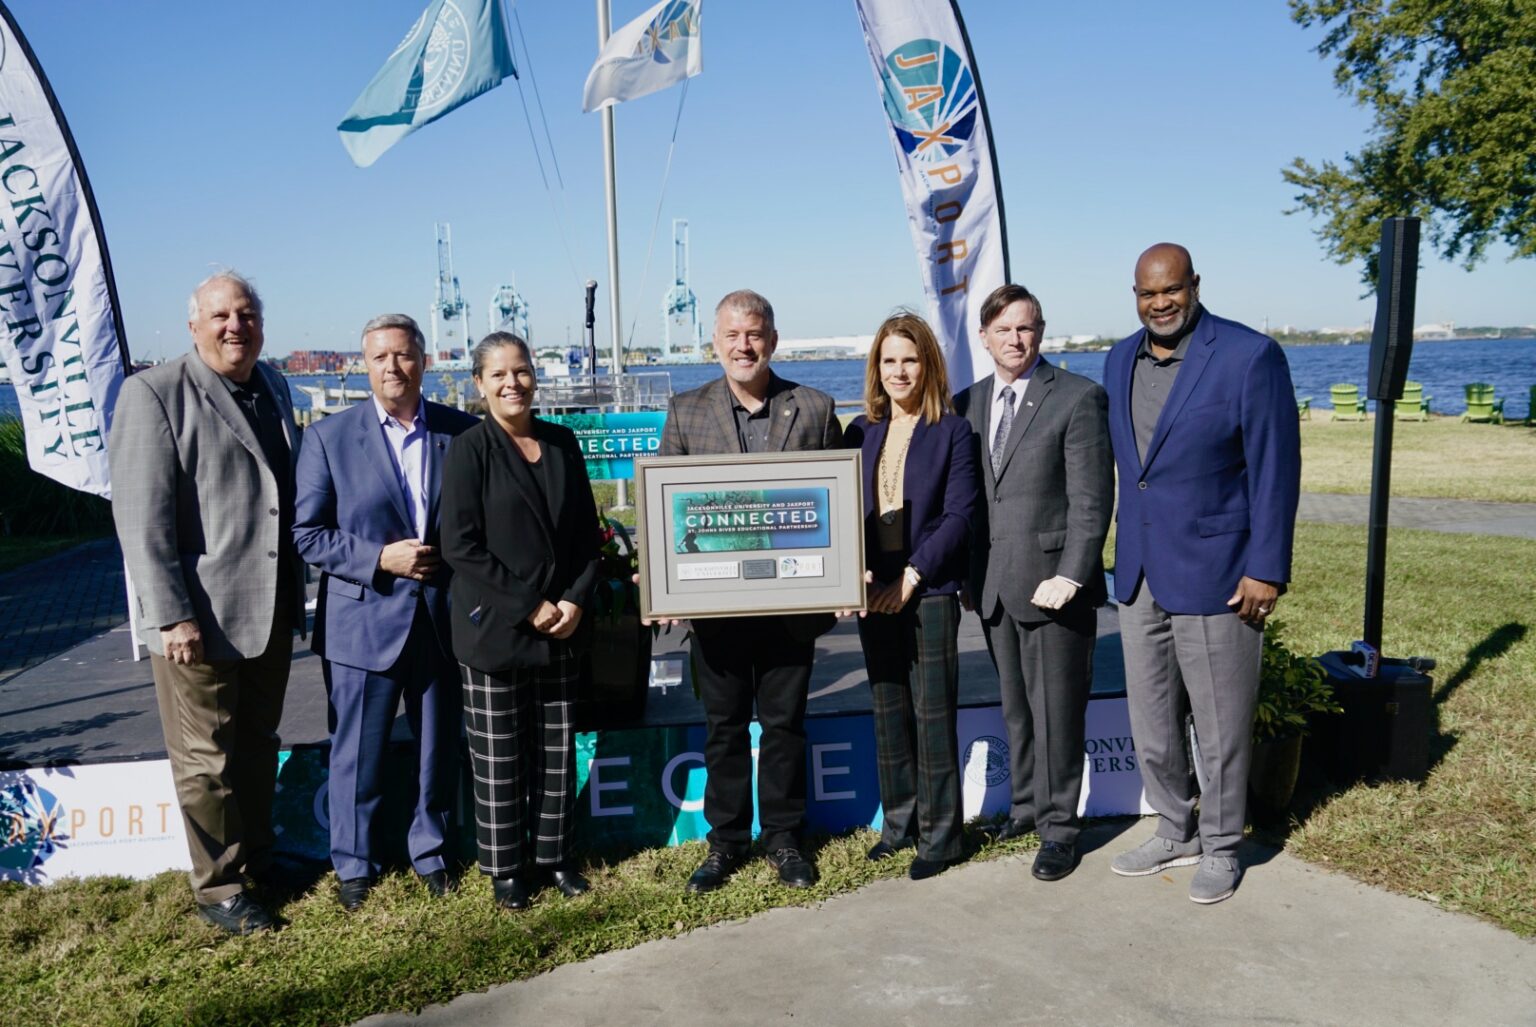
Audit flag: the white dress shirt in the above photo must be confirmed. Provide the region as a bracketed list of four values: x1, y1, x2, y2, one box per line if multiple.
[373, 394, 428, 540]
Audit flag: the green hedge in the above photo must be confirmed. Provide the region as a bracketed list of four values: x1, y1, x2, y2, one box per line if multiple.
[0, 416, 114, 536]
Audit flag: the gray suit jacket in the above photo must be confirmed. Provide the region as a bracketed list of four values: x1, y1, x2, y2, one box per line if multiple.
[659, 371, 842, 459]
[954, 360, 1113, 624]
[110, 352, 305, 660]
[659, 370, 843, 641]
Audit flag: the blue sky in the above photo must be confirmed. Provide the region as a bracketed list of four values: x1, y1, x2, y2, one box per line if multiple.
[10, 0, 1534, 359]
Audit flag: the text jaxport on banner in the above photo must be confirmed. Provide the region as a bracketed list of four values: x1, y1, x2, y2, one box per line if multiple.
[338, 0, 517, 168]
[0, 7, 126, 498]
[670, 487, 831, 554]
[853, 0, 1008, 391]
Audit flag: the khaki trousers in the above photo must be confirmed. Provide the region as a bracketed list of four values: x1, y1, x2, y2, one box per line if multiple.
[150, 603, 294, 904]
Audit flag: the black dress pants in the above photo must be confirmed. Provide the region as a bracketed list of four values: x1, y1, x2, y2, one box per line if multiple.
[691, 616, 814, 854]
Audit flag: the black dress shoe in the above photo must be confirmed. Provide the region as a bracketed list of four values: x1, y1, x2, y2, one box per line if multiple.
[337, 876, 376, 911]
[867, 838, 915, 862]
[686, 849, 746, 894]
[909, 856, 953, 881]
[547, 865, 590, 898]
[415, 869, 455, 898]
[198, 892, 275, 935]
[766, 847, 816, 888]
[1032, 840, 1077, 882]
[992, 818, 1036, 842]
[492, 875, 530, 911]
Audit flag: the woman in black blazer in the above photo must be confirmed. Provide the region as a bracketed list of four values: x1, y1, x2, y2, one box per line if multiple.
[440, 332, 600, 911]
[843, 311, 979, 880]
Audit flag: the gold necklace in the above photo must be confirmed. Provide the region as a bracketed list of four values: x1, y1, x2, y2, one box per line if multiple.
[879, 418, 917, 523]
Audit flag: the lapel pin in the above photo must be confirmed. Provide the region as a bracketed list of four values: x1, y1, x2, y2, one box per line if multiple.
[782, 408, 791, 416]
[1026, 401, 1034, 407]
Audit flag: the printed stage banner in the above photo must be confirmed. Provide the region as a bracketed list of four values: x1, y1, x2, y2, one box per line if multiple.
[546, 410, 666, 480]
[0, 5, 129, 498]
[1, 700, 1150, 884]
[852, 0, 1010, 390]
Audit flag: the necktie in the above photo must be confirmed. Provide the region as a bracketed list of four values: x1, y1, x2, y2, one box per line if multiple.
[991, 387, 1016, 477]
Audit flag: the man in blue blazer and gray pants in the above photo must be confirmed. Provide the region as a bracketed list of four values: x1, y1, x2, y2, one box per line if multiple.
[293, 314, 478, 910]
[1105, 244, 1300, 904]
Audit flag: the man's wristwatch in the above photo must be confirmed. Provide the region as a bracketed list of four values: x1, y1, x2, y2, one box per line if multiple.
[903, 565, 922, 589]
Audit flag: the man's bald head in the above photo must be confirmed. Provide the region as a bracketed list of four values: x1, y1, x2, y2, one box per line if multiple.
[1133, 243, 1201, 343]
[1134, 243, 1195, 283]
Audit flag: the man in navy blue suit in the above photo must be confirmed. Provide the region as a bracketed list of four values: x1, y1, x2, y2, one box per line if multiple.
[293, 314, 478, 910]
[1104, 244, 1300, 904]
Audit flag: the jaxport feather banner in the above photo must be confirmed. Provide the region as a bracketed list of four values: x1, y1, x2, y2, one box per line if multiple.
[0, 4, 127, 499]
[853, 0, 1009, 389]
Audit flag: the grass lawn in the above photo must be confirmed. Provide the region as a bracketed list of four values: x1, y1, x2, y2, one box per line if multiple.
[0, 534, 104, 575]
[3, 520, 1531, 1024]
[1299, 416, 1536, 502]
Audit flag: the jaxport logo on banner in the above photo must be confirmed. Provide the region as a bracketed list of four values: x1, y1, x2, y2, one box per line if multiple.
[636, 1, 700, 64]
[878, 39, 978, 165]
[1, 777, 65, 878]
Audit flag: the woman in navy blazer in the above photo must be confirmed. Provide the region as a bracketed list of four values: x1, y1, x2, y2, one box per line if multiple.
[440, 332, 600, 912]
[843, 312, 980, 879]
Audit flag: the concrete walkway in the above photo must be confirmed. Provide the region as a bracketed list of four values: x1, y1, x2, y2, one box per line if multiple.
[361, 819, 1534, 1027]
[1297, 493, 1536, 540]
[0, 537, 126, 685]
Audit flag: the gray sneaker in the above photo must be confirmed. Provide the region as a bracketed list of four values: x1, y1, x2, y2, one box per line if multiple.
[1110, 835, 1203, 877]
[1189, 854, 1241, 904]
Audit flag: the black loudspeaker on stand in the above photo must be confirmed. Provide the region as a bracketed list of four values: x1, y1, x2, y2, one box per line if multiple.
[1312, 217, 1437, 784]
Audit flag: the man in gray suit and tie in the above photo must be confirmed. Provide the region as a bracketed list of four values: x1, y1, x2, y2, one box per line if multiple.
[110, 271, 304, 934]
[955, 284, 1113, 882]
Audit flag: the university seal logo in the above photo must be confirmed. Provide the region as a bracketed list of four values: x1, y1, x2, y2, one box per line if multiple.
[392, 0, 473, 114]
[1, 777, 66, 877]
[878, 38, 978, 163]
[963, 735, 1009, 788]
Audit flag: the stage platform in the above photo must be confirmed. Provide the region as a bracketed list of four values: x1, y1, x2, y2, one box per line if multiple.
[0, 597, 1128, 769]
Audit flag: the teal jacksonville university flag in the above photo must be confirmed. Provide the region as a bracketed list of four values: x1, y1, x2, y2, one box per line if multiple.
[338, 0, 516, 167]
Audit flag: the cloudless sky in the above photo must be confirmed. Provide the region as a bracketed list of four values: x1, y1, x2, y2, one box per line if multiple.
[9, 0, 1535, 359]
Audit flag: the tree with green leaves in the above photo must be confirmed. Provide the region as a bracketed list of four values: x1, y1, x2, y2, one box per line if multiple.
[1284, 0, 1536, 283]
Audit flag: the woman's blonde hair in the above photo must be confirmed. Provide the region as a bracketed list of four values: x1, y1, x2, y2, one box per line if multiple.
[862, 310, 954, 423]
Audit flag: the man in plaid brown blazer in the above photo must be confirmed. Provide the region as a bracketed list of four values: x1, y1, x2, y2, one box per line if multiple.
[659, 289, 843, 893]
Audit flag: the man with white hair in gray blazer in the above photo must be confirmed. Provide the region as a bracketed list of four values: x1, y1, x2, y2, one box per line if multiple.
[110, 271, 304, 935]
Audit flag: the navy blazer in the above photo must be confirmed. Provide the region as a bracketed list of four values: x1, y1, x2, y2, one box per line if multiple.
[293, 398, 478, 673]
[843, 411, 979, 597]
[440, 416, 601, 673]
[1105, 309, 1301, 615]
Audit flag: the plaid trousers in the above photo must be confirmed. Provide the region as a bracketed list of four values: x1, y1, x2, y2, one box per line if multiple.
[857, 594, 963, 862]
[459, 647, 578, 878]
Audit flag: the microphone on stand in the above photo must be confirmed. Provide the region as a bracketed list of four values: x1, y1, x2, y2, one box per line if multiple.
[584, 280, 598, 377]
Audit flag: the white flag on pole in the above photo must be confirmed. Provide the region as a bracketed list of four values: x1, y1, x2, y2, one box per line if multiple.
[853, 0, 1009, 389]
[0, 5, 127, 498]
[583, 0, 703, 113]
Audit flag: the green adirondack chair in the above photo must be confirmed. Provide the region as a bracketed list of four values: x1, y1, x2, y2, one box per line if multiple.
[1296, 391, 1311, 420]
[1528, 384, 1536, 426]
[1329, 383, 1367, 421]
[1461, 383, 1505, 424]
[1393, 380, 1431, 421]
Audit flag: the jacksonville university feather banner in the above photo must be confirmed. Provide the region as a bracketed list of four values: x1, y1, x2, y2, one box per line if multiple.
[0, 3, 128, 498]
[853, 0, 1009, 389]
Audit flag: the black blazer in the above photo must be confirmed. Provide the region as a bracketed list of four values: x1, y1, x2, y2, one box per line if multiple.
[843, 412, 979, 597]
[440, 416, 600, 673]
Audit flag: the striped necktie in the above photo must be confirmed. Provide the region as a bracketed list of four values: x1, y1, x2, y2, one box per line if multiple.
[991, 387, 1016, 476]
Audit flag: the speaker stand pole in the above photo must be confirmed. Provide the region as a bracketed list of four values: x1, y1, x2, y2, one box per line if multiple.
[1362, 403, 1393, 651]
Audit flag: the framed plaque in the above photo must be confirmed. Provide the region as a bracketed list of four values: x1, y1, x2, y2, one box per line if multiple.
[635, 450, 866, 620]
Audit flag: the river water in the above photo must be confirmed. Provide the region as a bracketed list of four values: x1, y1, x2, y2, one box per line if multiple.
[5, 337, 1535, 420]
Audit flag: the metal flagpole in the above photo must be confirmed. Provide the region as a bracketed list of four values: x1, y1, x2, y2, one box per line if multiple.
[597, 0, 628, 505]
